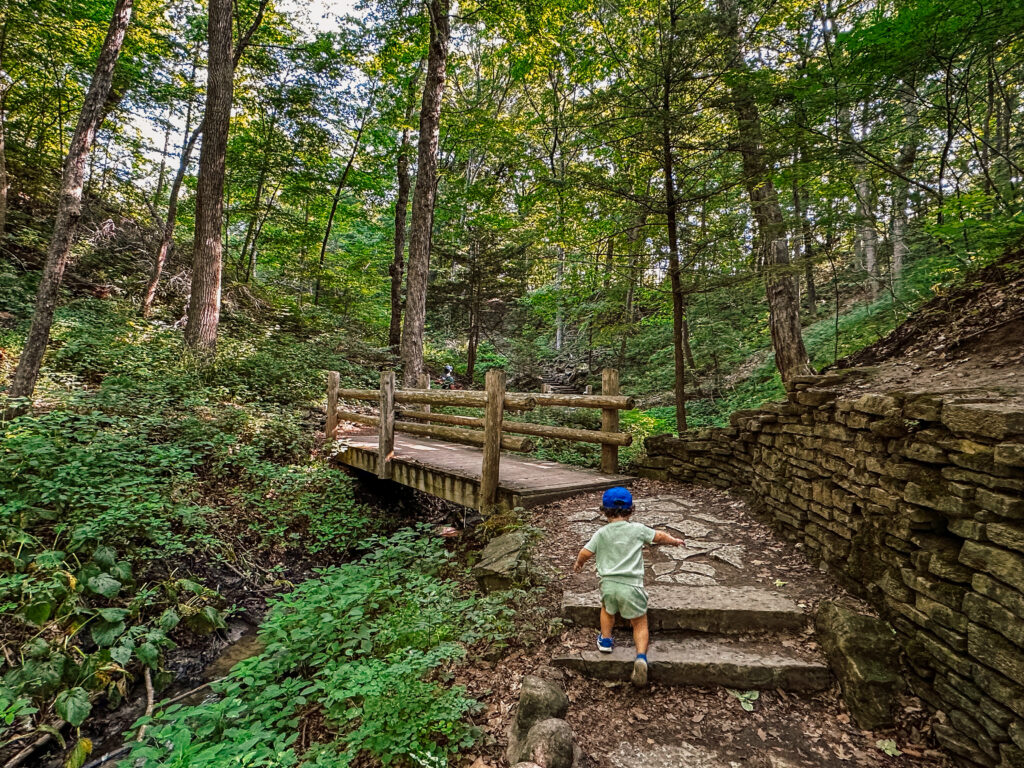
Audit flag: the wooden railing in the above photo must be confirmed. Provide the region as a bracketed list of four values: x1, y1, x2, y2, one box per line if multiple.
[325, 368, 634, 511]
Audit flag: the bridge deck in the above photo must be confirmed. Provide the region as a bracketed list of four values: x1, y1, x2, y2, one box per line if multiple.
[334, 432, 632, 509]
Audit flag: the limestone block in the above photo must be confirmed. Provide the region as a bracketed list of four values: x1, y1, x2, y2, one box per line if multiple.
[972, 573, 1024, 621]
[942, 403, 1024, 441]
[904, 482, 974, 517]
[973, 662, 1024, 719]
[916, 594, 969, 632]
[943, 466, 1024, 493]
[815, 602, 901, 730]
[853, 393, 901, 416]
[473, 530, 530, 593]
[948, 709, 1001, 760]
[976, 489, 1024, 519]
[969, 623, 1024, 687]
[902, 441, 949, 464]
[933, 723, 997, 767]
[905, 395, 944, 422]
[949, 519, 987, 540]
[994, 443, 1024, 468]
[964, 592, 1024, 646]
[999, 743, 1024, 768]
[960, 542, 1024, 593]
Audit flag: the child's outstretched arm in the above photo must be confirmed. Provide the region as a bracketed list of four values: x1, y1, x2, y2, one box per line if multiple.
[653, 530, 686, 547]
[573, 548, 594, 573]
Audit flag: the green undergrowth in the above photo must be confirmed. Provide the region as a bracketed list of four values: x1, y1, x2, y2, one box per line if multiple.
[124, 528, 517, 768]
[0, 285, 383, 755]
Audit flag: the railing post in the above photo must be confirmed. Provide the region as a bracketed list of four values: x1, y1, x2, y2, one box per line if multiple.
[418, 372, 431, 413]
[601, 368, 620, 474]
[480, 368, 505, 513]
[326, 371, 339, 440]
[378, 370, 396, 479]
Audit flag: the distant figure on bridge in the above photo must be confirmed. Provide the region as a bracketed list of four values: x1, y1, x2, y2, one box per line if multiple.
[439, 364, 455, 390]
[573, 487, 686, 688]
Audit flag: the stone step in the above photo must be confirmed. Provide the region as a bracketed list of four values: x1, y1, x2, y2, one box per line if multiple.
[552, 636, 830, 692]
[562, 585, 807, 634]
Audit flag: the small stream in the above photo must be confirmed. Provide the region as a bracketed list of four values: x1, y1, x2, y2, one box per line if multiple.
[51, 620, 266, 768]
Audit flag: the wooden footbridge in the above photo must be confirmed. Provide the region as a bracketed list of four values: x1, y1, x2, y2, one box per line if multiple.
[325, 368, 635, 511]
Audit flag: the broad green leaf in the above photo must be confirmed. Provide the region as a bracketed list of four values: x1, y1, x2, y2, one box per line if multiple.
[87, 574, 122, 598]
[55, 687, 92, 727]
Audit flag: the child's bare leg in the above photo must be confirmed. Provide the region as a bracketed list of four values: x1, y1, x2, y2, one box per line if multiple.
[630, 614, 649, 655]
[599, 605, 616, 639]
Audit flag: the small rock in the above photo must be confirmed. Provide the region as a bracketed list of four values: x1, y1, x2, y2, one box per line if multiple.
[515, 718, 576, 768]
[473, 531, 530, 593]
[507, 677, 571, 764]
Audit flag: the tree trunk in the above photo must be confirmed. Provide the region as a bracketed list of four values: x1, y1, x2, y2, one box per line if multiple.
[718, 0, 810, 383]
[7, 0, 134, 403]
[0, 90, 7, 238]
[891, 82, 919, 280]
[183, 0, 233, 355]
[140, 4, 267, 317]
[791, 167, 816, 314]
[399, 0, 450, 386]
[388, 73, 419, 350]
[660, 3, 687, 433]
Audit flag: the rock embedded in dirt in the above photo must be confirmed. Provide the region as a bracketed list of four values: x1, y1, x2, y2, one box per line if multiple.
[513, 718, 577, 768]
[473, 530, 530, 593]
[507, 676, 571, 765]
[514, 676, 570, 734]
[815, 601, 901, 730]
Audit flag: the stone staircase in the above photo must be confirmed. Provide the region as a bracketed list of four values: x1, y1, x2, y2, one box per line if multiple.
[553, 496, 832, 692]
[552, 585, 829, 691]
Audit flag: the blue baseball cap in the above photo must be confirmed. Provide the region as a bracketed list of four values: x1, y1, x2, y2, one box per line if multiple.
[602, 487, 633, 511]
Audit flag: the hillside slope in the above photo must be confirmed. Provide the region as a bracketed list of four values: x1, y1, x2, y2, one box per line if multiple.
[832, 252, 1024, 395]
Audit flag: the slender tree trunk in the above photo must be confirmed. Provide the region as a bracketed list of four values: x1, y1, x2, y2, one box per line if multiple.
[0, 91, 7, 238]
[399, 0, 450, 386]
[791, 167, 816, 314]
[140, 4, 267, 317]
[660, 2, 687, 433]
[388, 72, 419, 350]
[238, 167, 266, 280]
[7, 0, 134, 403]
[718, 0, 810, 382]
[184, 0, 234, 355]
[313, 104, 371, 306]
[891, 83, 919, 281]
[0, 21, 8, 237]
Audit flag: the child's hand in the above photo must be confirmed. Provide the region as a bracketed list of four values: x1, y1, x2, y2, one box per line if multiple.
[573, 560, 584, 573]
[670, 536, 686, 547]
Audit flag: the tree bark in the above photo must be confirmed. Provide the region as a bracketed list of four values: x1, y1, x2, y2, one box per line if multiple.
[718, 0, 810, 383]
[399, 0, 450, 386]
[7, 0, 134, 403]
[661, 2, 687, 433]
[313, 118, 366, 306]
[183, 0, 234, 355]
[140, 3, 268, 317]
[0, 89, 7, 238]
[388, 71, 420, 350]
[891, 82, 919, 280]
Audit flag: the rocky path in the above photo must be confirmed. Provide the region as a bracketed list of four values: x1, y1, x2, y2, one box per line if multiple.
[472, 479, 954, 768]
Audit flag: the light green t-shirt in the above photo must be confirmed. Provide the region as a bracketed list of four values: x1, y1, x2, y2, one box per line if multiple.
[583, 520, 656, 586]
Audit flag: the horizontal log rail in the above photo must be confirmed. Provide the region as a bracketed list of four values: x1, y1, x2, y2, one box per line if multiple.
[336, 387, 537, 411]
[335, 409, 534, 452]
[397, 409, 632, 446]
[327, 368, 633, 511]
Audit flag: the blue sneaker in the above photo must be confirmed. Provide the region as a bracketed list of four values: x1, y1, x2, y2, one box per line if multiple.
[632, 653, 648, 688]
[597, 634, 614, 653]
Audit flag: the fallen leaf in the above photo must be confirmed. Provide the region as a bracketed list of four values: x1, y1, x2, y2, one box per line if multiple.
[691, 712, 706, 723]
[757, 728, 767, 742]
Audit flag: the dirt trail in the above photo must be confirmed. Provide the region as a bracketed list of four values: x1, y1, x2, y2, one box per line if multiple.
[463, 480, 954, 768]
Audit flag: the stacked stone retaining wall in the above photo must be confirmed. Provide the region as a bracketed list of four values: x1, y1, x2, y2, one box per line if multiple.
[636, 370, 1024, 767]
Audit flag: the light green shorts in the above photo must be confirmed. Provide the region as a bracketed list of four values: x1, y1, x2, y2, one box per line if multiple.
[600, 581, 648, 620]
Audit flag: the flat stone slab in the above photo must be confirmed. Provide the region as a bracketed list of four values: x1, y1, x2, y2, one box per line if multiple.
[552, 637, 830, 692]
[562, 585, 807, 634]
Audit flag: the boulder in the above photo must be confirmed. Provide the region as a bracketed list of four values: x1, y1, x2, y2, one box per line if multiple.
[514, 718, 576, 768]
[507, 676, 570, 764]
[816, 601, 901, 730]
[473, 530, 529, 592]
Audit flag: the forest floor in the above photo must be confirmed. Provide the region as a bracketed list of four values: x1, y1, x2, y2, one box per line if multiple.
[832, 252, 1024, 397]
[458, 479, 954, 768]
